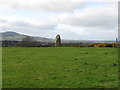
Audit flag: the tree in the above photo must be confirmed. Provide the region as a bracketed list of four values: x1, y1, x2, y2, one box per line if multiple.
[21, 36, 37, 47]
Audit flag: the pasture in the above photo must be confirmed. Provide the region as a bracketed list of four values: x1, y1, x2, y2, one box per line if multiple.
[2, 47, 118, 88]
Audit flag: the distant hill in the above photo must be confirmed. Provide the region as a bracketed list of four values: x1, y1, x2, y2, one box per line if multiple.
[0, 31, 54, 42]
[2, 31, 23, 37]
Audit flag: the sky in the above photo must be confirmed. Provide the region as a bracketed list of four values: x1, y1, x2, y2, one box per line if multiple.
[0, 0, 119, 40]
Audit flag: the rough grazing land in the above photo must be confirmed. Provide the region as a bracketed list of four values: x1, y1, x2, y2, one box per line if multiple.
[2, 47, 118, 88]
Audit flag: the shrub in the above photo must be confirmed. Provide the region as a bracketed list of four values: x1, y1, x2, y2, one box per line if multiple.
[21, 36, 37, 47]
[88, 43, 114, 47]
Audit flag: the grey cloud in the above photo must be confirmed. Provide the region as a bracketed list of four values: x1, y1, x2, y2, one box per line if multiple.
[13, 20, 56, 29]
[58, 4, 118, 30]
[0, 0, 85, 11]
[0, 19, 57, 32]
[0, 19, 7, 23]
[62, 16, 117, 30]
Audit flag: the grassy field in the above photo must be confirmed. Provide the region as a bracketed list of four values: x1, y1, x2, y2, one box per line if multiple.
[2, 47, 118, 88]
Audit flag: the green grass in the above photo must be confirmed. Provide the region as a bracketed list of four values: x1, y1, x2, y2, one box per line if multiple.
[2, 47, 118, 88]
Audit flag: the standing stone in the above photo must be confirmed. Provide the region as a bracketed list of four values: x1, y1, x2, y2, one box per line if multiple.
[55, 35, 61, 46]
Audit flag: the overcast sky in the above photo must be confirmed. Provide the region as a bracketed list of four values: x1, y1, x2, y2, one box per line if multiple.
[0, 0, 119, 40]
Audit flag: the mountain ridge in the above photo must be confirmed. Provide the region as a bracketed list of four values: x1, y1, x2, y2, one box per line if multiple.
[0, 31, 54, 42]
[0, 31, 115, 44]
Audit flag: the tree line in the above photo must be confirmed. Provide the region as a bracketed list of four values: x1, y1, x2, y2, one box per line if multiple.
[1, 36, 54, 47]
